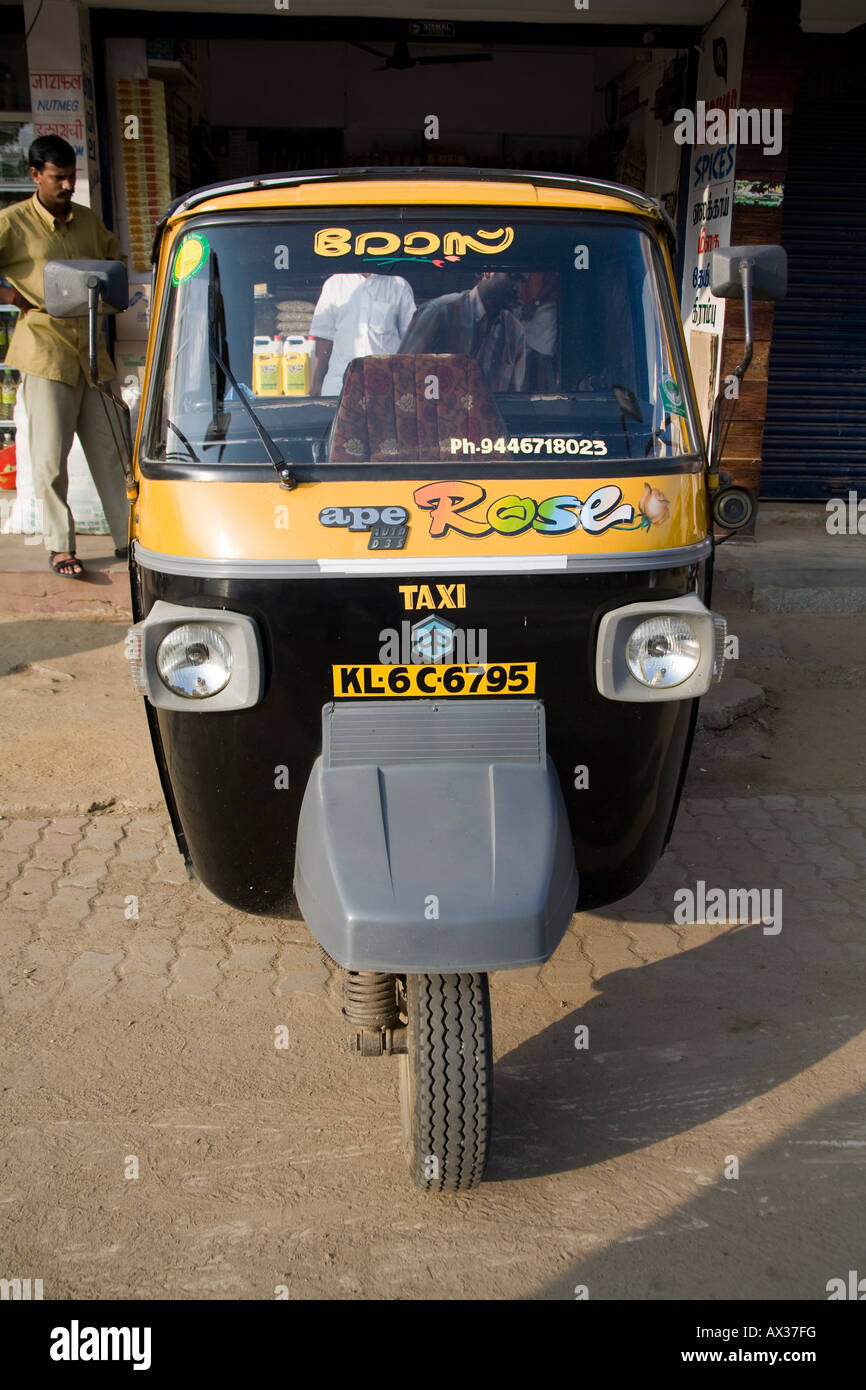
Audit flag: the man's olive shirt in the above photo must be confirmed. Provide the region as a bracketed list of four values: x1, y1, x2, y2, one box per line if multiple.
[0, 192, 124, 384]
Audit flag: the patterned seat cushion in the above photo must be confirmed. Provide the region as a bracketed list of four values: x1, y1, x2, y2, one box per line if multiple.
[329, 354, 507, 463]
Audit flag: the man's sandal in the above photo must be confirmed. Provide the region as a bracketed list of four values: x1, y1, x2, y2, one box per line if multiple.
[49, 551, 84, 578]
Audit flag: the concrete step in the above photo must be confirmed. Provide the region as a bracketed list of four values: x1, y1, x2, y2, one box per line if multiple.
[714, 503, 866, 613]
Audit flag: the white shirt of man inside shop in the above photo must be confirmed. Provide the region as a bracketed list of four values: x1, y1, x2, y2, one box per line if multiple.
[309, 272, 416, 396]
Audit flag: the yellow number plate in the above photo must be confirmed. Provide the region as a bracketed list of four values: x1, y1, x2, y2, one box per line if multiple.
[332, 662, 536, 697]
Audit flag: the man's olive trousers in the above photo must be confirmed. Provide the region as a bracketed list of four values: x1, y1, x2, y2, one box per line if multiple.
[22, 371, 130, 554]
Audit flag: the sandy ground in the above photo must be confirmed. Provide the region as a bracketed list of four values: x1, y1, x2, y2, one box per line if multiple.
[1, 599, 865, 1300]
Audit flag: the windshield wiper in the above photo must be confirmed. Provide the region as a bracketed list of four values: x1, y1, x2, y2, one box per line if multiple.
[166, 418, 199, 462]
[207, 255, 296, 490]
[207, 342, 297, 489]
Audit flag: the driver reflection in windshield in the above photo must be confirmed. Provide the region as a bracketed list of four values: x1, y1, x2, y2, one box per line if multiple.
[398, 270, 527, 391]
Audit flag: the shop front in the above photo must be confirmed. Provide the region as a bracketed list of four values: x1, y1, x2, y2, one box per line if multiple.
[2, 0, 864, 508]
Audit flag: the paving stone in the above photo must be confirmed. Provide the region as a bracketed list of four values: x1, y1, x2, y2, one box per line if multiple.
[0, 786, 860, 1025]
[0, 850, 25, 885]
[571, 913, 627, 940]
[135, 818, 171, 835]
[84, 904, 142, 932]
[3, 975, 66, 1012]
[150, 848, 190, 885]
[37, 888, 94, 929]
[738, 830, 800, 863]
[64, 848, 114, 883]
[0, 820, 46, 853]
[8, 868, 57, 906]
[677, 917, 740, 945]
[492, 966, 539, 989]
[177, 921, 231, 951]
[37, 828, 82, 852]
[115, 972, 169, 1005]
[113, 839, 160, 865]
[797, 797, 850, 826]
[666, 835, 718, 870]
[221, 969, 280, 1002]
[580, 932, 640, 977]
[541, 957, 594, 985]
[810, 852, 860, 881]
[777, 863, 825, 892]
[120, 933, 176, 972]
[825, 827, 866, 855]
[63, 870, 106, 890]
[724, 806, 777, 829]
[47, 816, 88, 836]
[621, 921, 681, 960]
[551, 930, 584, 959]
[788, 824, 830, 845]
[224, 944, 278, 971]
[272, 965, 331, 996]
[169, 947, 223, 1000]
[63, 951, 124, 1004]
[29, 845, 77, 871]
[688, 818, 728, 843]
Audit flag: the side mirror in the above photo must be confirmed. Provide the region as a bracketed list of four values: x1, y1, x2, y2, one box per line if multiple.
[44, 259, 128, 317]
[44, 260, 129, 386]
[710, 245, 787, 302]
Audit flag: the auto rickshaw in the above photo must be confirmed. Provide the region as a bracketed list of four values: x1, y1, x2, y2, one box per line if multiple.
[45, 169, 786, 1191]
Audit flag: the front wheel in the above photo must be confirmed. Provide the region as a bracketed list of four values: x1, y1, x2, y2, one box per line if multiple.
[397, 973, 493, 1192]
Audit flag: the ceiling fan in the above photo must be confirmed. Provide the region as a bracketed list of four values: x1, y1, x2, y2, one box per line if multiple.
[350, 38, 492, 71]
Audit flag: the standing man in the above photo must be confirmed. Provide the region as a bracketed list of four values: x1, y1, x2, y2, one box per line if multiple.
[0, 135, 129, 576]
[309, 272, 416, 396]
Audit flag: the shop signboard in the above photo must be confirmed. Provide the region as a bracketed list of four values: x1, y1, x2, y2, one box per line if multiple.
[678, 0, 747, 438]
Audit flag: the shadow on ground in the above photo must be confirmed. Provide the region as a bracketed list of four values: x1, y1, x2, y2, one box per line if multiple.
[486, 905, 862, 1185]
[0, 617, 127, 675]
[530, 1089, 866, 1300]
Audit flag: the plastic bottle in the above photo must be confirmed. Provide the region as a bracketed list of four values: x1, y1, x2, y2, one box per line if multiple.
[1, 376, 16, 420]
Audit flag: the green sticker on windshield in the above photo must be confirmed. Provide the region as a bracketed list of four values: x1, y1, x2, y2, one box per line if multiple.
[172, 232, 210, 286]
[660, 373, 687, 417]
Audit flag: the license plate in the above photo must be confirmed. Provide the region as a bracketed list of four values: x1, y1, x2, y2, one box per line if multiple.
[332, 662, 536, 697]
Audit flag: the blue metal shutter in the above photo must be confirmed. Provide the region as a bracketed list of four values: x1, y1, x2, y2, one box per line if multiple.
[761, 55, 866, 499]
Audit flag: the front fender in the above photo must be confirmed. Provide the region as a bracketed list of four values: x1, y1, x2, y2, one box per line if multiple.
[294, 700, 578, 972]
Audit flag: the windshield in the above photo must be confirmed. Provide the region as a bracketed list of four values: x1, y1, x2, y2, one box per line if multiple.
[143, 210, 698, 470]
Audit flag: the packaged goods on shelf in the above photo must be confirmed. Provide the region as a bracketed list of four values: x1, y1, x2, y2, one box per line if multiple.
[252, 335, 282, 395]
[281, 335, 312, 395]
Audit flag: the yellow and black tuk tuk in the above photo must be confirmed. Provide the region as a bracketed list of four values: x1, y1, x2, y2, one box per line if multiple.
[46, 168, 786, 1190]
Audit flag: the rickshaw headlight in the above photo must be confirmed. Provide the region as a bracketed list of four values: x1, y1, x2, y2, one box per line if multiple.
[595, 595, 721, 702]
[625, 617, 701, 688]
[156, 624, 233, 699]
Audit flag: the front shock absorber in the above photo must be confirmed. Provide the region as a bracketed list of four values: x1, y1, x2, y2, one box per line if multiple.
[342, 971, 406, 1054]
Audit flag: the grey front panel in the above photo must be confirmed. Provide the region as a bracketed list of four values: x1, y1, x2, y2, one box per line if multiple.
[294, 700, 578, 972]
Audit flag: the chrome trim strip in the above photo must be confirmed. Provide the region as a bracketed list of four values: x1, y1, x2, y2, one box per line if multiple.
[318, 554, 567, 576]
[133, 539, 711, 579]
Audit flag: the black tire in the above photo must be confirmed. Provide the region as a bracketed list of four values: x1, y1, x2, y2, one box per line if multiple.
[397, 972, 492, 1192]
